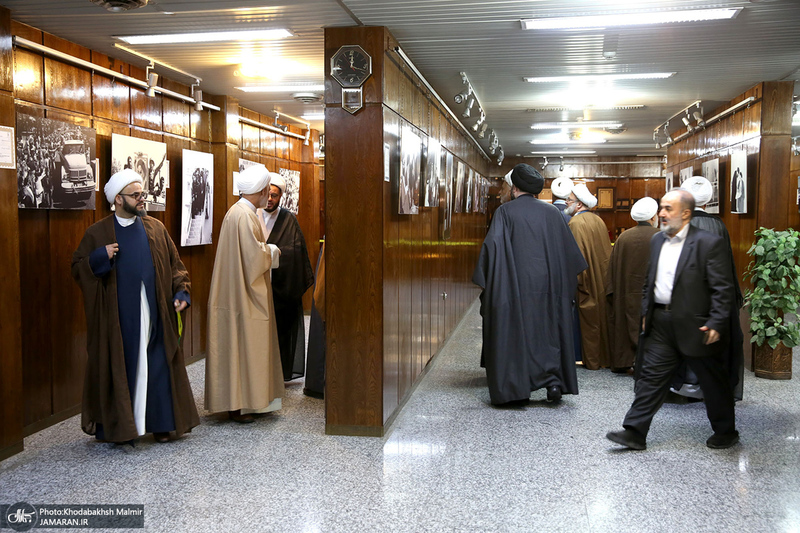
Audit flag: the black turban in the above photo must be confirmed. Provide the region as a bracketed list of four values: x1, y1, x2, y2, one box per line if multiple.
[510, 163, 544, 195]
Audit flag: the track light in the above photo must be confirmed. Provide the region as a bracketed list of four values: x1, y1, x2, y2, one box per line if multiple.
[477, 122, 489, 138]
[693, 109, 705, 127]
[194, 89, 203, 111]
[681, 114, 693, 132]
[146, 71, 158, 98]
[497, 147, 504, 165]
[541, 156, 548, 170]
[664, 124, 673, 144]
[559, 156, 564, 172]
[461, 95, 476, 118]
[454, 87, 472, 104]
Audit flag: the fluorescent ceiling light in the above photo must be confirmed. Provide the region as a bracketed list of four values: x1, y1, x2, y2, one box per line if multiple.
[525, 73, 675, 83]
[531, 150, 596, 155]
[521, 8, 741, 30]
[532, 121, 624, 130]
[118, 29, 293, 45]
[530, 139, 607, 145]
[236, 84, 325, 93]
[301, 113, 325, 121]
[527, 105, 645, 112]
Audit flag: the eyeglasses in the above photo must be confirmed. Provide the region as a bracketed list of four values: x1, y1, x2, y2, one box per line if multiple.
[119, 191, 148, 201]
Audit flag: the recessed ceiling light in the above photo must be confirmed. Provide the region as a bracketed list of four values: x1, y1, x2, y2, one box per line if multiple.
[236, 84, 325, 93]
[521, 8, 741, 30]
[525, 73, 675, 83]
[532, 121, 624, 130]
[117, 28, 293, 45]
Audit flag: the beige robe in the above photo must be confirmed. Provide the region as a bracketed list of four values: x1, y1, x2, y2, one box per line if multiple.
[569, 211, 612, 370]
[205, 200, 284, 413]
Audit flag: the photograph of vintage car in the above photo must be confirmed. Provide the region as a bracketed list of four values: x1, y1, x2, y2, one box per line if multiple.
[16, 112, 97, 210]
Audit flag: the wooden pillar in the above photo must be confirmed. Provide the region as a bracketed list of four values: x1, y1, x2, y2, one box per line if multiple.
[324, 26, 387, 436]
[0, 5, 24, 460]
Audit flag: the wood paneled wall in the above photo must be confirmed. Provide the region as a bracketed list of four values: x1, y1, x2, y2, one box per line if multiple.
[5, 20, 321, 455]
[325, 26, 486, 436]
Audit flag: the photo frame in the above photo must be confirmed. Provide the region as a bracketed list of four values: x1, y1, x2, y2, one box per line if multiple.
[597, 187, 615, 210]
[615, 198, 631, 210]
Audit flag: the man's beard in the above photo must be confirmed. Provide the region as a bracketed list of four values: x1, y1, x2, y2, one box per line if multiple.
[265, 203, 279, 213]
[122, 200, 146, 217]
[660, 218, 682, 236]
[566, 203, 577, 216]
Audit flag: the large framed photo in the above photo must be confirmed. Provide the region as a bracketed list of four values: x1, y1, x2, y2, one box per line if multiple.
[424, 137, 441, 208]
[16, 112, 97, 210]
[701, 158, 720, 214]
[730, 152, 747, 214]
[597, 187, 615, 210]
[111, 133, 167, 212]
[442, 150, 453, 239]
[454, 160, 465, 214]
[278, 168, 300, 215]
[180, 149, 214, 247]
[399, 124, 421, 215]
[679, 166, 693, 185]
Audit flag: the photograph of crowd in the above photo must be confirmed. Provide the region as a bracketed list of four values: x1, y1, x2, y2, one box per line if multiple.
[16, 112, 97, 210]
[180, 149, 214, 247]
[111, 133, 168, 212]
[278, 168, 300, 215]
[399, 125, 421, 215]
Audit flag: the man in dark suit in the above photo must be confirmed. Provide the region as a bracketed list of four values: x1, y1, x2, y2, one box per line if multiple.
[606, 189, 738, 450]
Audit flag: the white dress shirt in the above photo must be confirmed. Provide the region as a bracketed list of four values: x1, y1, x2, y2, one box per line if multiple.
[653, 223, 689, 305]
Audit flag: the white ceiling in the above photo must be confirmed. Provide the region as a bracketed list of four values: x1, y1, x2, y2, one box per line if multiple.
[3, 0, 800, 159]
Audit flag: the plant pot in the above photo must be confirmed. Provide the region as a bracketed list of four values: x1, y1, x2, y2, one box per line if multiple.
[753, 342, 792, 379]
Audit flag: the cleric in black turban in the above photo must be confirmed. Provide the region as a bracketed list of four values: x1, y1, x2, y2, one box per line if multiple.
[510, 163, 545, 195]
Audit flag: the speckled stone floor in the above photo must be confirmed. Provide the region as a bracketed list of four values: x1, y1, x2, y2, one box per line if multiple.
[2, 302, 799, 533]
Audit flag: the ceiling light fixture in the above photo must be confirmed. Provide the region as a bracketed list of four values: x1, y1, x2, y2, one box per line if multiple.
[520, 8, 742, 30]
[525, 72, 675, 83]
[527, 105, 645, 112]
[541, 157, 548, 170]
[559, 157, 565, 172]
[530, 150, 596, 155]
[146, 70, 158, 98]
[236, 84, 325, 93]
[117, 28, 293, 45]
[532, 121, 624, 130]
[531, 139, 607, 145]
[301, 113, 325, 121]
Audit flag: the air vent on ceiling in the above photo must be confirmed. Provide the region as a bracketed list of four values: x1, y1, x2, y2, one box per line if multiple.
[293, 92, 323, 104]
[90, 0, 149, 12]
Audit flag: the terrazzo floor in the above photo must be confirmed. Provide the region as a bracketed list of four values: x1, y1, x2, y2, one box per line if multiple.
[2, 301, 800, 532]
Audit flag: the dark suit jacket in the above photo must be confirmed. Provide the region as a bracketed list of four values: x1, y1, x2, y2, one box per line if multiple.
[641, 224, 734, 357]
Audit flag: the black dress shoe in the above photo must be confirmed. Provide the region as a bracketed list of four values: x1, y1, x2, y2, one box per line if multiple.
[706, 431, 739, 449]
[546, 385, 562, 402]
[606, 429, 647, 450]
[229, 410, 255, 424]
[153, 432, 170, 443]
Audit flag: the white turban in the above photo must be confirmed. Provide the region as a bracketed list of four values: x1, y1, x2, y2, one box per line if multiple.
[681, 176, 712, 206]
[236, 164, 270, 195]
[503, 170, 513, 188]
[572, 183, 597, 209]
[105, 168, 142, 205]
[551, 177, 574, 199]
[269, 173, 286, 194]
[631, 197, 658, 222]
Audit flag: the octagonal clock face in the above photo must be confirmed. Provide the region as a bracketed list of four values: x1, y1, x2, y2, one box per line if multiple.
[331, 45, 372, 88]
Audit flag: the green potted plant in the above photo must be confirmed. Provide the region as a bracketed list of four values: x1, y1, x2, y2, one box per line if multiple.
[743, 227, 800, 379]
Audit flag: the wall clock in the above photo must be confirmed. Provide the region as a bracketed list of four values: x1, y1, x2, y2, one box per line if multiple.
[330, 45, 372, 114]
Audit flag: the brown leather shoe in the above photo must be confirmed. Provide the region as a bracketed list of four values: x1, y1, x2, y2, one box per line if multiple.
[229, 410, 255, 424]
[153, 432, 170, 443]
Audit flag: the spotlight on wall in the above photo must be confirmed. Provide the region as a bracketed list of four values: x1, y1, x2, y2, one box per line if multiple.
[559, 156, 565, 172]
[541, 156, 548, 170]
[146, 71, 158, 98]
[193, 88, 203, 111]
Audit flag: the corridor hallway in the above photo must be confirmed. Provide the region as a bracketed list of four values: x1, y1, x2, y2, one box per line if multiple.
[2, 301, 799, 532]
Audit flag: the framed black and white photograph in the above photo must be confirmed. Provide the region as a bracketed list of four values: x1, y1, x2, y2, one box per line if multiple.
[465, 168, 474, 213]
[730, 151, 747, 214]
[234, 158, 260, 196]
[180, 149, 214, 247]
[796, 176, 800, 212]
[701, 158, 720, 214]
[442, 150, 453, 239]
[473, 173, 483, 213]
[399, 124, 421, 215]
[454, 160, 466, 214]
[111, 133, 167, 212]
[679, 166, 693, 185]
[16, 112, 97, 210]
[424, 137, 441, 208]
[666, 171, 674, 193]
[278, 168, 300, 215]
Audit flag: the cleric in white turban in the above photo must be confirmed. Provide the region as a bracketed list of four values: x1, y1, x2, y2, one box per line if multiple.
[681, 176, 713, 207]
[104, 168, 143, 207]
[631, 197, 659, 223]
[570, 183, 597, 211]
[235, 164, 271, 195]
[551, 177, 574, 220]
[206, 161, 284, 423]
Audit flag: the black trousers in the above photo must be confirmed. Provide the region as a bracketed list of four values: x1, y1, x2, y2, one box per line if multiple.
[623, 308, 736, 438]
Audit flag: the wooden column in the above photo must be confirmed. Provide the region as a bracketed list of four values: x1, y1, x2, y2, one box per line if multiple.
[0, 6, 24, 460]
[324, 26, 387, 436]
